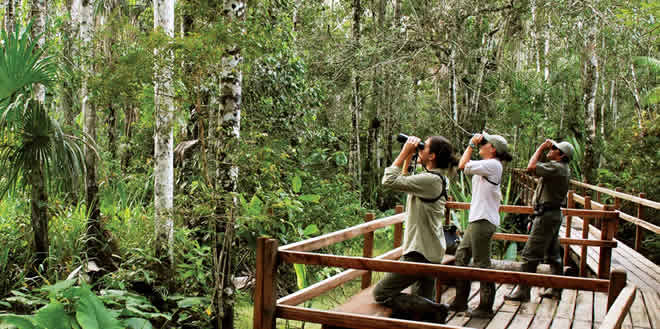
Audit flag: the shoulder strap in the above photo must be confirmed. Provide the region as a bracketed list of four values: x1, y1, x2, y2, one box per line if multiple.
[483, 176, 500, 186]
[418, 171, 448, 203]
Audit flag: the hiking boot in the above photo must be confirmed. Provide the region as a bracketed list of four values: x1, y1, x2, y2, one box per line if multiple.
[448, 280, 470, 312]
[468, 307, 495, 318]
[504, 284, 531, 302]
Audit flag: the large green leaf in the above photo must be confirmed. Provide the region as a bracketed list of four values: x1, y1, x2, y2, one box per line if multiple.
[0, 315, 38, 329]
[292, 175, 302, 193]
[34, 302, 74, 329]
[40, 280, 76, 298]
[123, 318, 153, 329]
[75, 288, 123, 329]
[175, 297, 208, 309]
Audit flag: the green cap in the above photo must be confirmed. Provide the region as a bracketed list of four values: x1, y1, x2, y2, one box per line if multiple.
[551, 140, 575, 161]
[483, 133, 509, 154]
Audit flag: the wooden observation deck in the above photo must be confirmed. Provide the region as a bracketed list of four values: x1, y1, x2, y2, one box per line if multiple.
[253, 171, 659, 329]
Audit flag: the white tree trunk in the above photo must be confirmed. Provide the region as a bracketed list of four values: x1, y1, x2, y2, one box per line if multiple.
[530, 0, 540, 74]
[4, 0, 15, 33]
[583, 27, 599, 183]
[629, 64, 644, 129]
[609, 80, 617, 129]
[30, 0, 47, 102]
[543, 16, 550, 82]
[450, 47, 458, 122]
[153, 0, 175, 263]
[213, 2, 245, 327]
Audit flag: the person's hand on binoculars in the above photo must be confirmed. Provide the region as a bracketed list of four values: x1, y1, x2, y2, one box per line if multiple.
[470, 134, 483, 146]
[541, 139, 554, 150]
[402, 135, 421, 156]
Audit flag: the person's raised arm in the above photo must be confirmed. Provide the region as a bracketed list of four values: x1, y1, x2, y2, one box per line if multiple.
[527, 139, 553, 173]
[459, 134, 482, 170]
[392, 136, 420, 170]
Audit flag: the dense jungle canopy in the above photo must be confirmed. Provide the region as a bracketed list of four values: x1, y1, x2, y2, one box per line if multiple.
[0, 0, 658, 328]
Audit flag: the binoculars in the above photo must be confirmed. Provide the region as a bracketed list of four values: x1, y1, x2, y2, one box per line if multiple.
[396, 133, 425, 150]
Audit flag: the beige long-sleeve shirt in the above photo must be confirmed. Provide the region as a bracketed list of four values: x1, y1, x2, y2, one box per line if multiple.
[382, 166, 448, 263]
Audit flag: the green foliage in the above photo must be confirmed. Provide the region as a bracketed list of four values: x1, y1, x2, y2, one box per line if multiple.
[0, 282, 134, 329]
[0, 21, 55, 101]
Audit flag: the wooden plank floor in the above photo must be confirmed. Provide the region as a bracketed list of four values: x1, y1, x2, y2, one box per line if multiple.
[559, 216, 660, 292]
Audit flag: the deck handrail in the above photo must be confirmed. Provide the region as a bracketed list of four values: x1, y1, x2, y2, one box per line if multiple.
[255, 232, 630, 329]
[569, 179, 660, 209]
[511, 169, 659, 253]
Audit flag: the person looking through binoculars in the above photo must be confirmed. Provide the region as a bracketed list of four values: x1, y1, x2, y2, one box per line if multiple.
[451, 133, 513, 318]
[373, 135, 459, 324]
[505, 139, 574, 302]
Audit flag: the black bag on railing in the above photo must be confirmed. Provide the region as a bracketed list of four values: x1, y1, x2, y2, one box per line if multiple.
[444, 225, 460, 255]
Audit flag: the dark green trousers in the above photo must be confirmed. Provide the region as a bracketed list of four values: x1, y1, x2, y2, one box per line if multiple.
[454, 219, 496, 310]
[522, 210, 563, 264]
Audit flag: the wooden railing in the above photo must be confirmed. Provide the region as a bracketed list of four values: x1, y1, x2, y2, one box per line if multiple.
[253, 204, 633, 329]
[511, 169, 659, 252]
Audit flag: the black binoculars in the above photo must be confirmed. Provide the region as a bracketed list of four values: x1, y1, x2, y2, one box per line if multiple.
[396, 133, 425, 150]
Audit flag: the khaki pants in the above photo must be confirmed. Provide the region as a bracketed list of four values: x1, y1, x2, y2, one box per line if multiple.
[373, 251, 435, 303]
[522, 210, 563, 264]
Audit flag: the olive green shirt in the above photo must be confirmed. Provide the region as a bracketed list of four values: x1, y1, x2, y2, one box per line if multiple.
[532, 161, 570, 208]
[382, 166, 448, 263]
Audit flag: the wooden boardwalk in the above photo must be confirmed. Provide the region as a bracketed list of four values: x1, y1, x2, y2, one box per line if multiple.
[434, 281, 659, 329]
[560, 216, 660, 292]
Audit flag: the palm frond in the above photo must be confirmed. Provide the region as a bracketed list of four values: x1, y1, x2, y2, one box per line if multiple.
[0, 21, 56, 101]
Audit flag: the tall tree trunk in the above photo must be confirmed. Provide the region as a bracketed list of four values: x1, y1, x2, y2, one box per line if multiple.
[80, 0, 106, 271]
[629, 64, 644, 129]
[4, 0, 15, 33]
[450, 47, 458, 122]
[211, 2, 245, 327]
[530, 0, 540, 74]
[30, 0, 47, 102]
[582, 27, 599, 184]
[29, 166, 48, 268]
[153, 0, 175, 266]
[349, 0, 362, 190]
[609, 80, 616, 130]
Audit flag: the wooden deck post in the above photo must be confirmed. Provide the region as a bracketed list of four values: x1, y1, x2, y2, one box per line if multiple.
[607, 267, 627, 310]
[635, 193, 646, 251]
[614, 187, 623, 210]
[394, 205, 404, 248]
[596, 183, 604, 229]
[362, 213, 375, 289]
[599, 205, 618, 279]
[580, 196, 591, 277]
[254, 238, 266, 329]
[262, 238, 279, 329]
[564, 190, 575, 267]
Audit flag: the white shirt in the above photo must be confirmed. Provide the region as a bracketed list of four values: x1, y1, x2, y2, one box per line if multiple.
[464, 159, 503, 226]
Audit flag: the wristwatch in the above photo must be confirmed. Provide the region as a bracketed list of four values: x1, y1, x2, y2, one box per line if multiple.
[469, 142, 476, 148]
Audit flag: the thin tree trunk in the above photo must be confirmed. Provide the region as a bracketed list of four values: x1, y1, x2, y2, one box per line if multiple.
[349, 0, 362, 189]
[80, 0, 107, 271]
[609, 80, 617, 130]
[582, 28, 599, 184]
[4, 0, 15, 33]
[30, 0, 47, 102]
[629, 64, 644, 129]
[450, 47, 458, 122]
[29, 166, 48, 268]
[530, 0, 540, 74]
[153, 0, 175, 266]
[212, 2, 245, 327]
[543, 15, 550, 82]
